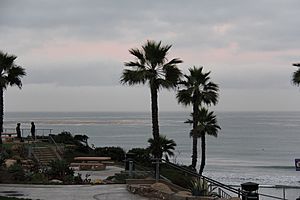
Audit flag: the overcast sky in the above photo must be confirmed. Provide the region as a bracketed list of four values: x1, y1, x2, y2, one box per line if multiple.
[1, 0, 300, 112]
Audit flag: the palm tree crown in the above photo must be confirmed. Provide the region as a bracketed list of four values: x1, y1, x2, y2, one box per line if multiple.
[292, 63, 300, 86]
[0, 51, 26, 144]
[121, 40, 182, 155]
[148, 135, 176, 161]
[191, 108, 220, 138]
[0, 52, 26, 89]
[177, 66, 218, 107]
[121, 40, 182, 90]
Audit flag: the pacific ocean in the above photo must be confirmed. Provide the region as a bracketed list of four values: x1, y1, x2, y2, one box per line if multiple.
[3, 111, 300, 199]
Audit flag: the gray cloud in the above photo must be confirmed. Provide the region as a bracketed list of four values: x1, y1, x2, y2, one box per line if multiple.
[23, 61, 122, 86]
[1, 0, 299, 52]
[1, 0, 300, 112]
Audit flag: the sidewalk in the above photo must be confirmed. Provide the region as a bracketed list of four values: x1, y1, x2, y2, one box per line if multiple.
[0, 166, 149, 200]
[0, 184, 149, 200]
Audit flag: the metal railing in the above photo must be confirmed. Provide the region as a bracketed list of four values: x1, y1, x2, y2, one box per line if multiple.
[3, 128, 53, 139]
[230, 185, 300, 200]
[159, 159, 241, 198]
[158, 159, 287, 200]
[49, 134, 63, 158]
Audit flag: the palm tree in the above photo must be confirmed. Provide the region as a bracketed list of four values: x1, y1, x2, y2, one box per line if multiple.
[292, 63, 300, 86]
[0, 51, 26, 144]
[120, 40, 182, 157]
[177, 66, 218, 169]
[193, 108, 220, 175]
[148, 135, 176, 161]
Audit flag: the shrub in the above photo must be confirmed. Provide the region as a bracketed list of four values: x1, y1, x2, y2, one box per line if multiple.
[190, 177, 209, 196]
[160, 164, 195, 189]
[0, 148, 9, 167]
[51, 132, 75, 145]
[8, 163, 26, 181]
[127, 148, 151, 166]
[46, 159, 74, 181]
[94, 146, 125, 162]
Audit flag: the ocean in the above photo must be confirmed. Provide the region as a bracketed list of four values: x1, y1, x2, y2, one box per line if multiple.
[3, 111, 300, 199]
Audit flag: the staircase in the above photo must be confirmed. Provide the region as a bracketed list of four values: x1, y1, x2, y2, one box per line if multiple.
[31, 146, 61, 166]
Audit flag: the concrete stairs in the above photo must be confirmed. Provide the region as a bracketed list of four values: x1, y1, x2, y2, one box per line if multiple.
[31, 146, 61, 166]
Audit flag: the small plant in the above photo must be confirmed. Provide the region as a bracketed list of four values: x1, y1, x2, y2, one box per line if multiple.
[190, 177, 209, 196]
[46, 159, 74, 181]
[8, 163, 26, 181]
[94, 146, 125, 162]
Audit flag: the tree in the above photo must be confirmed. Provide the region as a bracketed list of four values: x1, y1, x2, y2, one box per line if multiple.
[120, 40, 182, 157]
[176, 66, 218, 169]
[74, 134, 89, 146]
[0, 51, 26, 144]
[148, 135, 176, 161]
[193, 108, 220, 175]
[292, 63, 300, 86]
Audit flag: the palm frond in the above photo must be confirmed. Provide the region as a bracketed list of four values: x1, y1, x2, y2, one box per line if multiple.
[7, 66, 26, 88]
[292, 69, 300, 86]
[120, 69, 147, 85]
[0, 52, 17, 71]
[177, 89, 193, 106]
[191, 108, 221, 138]
[129, 48, 145, 65]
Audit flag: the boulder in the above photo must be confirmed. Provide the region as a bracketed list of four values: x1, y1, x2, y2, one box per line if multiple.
[5, 159, 17, 168]
[50, 179, 63, 183]
[151, 182, 173, 194]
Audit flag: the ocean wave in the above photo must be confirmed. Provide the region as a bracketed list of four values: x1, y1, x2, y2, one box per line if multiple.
[254, 166, 295, 170]
[4, 119, 150, 126]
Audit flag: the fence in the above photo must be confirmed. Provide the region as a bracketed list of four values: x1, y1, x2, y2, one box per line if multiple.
[3, 128, 52, 138]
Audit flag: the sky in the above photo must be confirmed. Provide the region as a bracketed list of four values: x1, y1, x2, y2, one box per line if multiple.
[1, 0, 300, 112]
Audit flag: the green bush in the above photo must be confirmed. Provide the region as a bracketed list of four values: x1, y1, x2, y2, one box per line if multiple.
[0, 149, 9, 167]
[8, 163, 26, 181]
[46, 159, 74, 181]
[160, 164, 195, 189]
[29, 172, 48, 183]
[94, 146, 125, 162]
[127, 148, 151, 166]
[51, 132, 75, 145]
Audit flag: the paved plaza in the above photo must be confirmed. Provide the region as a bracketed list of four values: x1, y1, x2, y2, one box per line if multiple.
[0, 166, 149, 200]
[0, 184, 149, 200]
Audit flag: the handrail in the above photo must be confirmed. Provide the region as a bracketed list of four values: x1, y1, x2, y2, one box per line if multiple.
[161, 159, 286, 200]
[3, 128, 52, 138]
[161, 159, 243, 196]
[49, 134, 63, 156]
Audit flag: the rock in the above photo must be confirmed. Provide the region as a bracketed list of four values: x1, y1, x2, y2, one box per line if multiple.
[151, 182, 173, 194]
[5, 159, 17, 168]
[50, 179, 63, 183]
[176, 190, 192, 197]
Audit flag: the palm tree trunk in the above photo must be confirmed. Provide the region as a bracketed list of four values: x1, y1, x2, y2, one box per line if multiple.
[191, 104, 198, 169]
[0, 88, 3, 145]
[150, 85, 160, 157]
[191, 136, 197, 169]
[199, 134, 206, 175]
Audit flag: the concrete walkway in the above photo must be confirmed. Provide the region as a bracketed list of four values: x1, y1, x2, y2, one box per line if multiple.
[0, 184, 149, 200]
[0, 166, 149, 199]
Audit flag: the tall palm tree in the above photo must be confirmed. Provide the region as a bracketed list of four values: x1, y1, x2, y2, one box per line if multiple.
[193, 108, 220, 175]
[121, 40, 182, 157]
[177, 66, 218, 169]
[0, 51, 26, 144]
[148, 135, 176, 161]
[292, 63, 300, 86]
